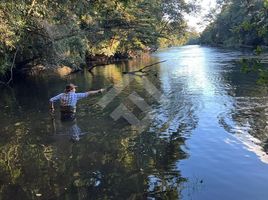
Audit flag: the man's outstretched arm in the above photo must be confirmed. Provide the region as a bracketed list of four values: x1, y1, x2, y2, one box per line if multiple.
[87, 89, 105, 95]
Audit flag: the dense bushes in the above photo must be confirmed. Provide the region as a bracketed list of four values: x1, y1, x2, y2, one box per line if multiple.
[200, 0, 268, 47]
[0, 0, 196, 78]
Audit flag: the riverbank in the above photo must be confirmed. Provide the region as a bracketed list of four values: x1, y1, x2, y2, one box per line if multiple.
[0, 49, 155, 83]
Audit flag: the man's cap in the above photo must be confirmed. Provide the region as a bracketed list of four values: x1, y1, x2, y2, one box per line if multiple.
[65, 83, 78, 91]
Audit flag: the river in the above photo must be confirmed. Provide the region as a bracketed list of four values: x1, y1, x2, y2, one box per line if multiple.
[1, 45, 268, 200]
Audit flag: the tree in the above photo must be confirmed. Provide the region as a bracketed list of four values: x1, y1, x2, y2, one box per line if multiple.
[0, 0, 197, 82]
[200, 0, 268, 47]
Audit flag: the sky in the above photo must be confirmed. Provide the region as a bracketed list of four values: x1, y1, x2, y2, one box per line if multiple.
[184, 0, 217, 33]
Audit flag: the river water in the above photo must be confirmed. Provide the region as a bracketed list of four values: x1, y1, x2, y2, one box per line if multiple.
[1, 45, 268, 200]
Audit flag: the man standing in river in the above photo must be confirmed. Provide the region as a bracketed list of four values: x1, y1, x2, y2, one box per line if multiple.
[49, 83, 104, 121]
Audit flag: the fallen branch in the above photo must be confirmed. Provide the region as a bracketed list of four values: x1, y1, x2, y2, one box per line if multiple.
[122, 60, 167, 75]
[0, 48, 19, 87]
[6, 47, 19, 85]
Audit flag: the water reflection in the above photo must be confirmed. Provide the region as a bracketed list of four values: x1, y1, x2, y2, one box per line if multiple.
[51, 119, 87, 142]
[1, 45, 268, 200]
[155, 46, 268, 200]
[0, 56, 190, 200]
[174, 46, 215, 96]
[218, 96, 268, 164]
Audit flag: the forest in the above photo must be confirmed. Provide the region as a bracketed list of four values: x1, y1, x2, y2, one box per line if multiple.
[200, 0, 268, 48]
[0, 0, 197, 81]
[1, 0, 268, 82]
[199, 0, 268, 84]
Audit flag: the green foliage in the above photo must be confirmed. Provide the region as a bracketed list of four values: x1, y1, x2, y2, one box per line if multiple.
[254, 45, 263, 56]
[0, 0, 196, 77]
[0, 52, 11, 75]
[200, 0, 268, 47]
[265, 0, 268, 8]
[240, 46, 268, 85]
[200, 0, 268, 84]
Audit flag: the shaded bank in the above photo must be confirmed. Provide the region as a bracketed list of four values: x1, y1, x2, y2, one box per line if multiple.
[0, 0, 197, 83]
[199, 0, 268, 48]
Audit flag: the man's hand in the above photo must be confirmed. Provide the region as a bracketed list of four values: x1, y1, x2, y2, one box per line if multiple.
[49, 108, 55, 115]
[89, 89, 106, 95]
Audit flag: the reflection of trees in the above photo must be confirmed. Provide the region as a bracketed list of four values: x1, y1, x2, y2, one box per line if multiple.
[130, 130, 188, 199]
[1, 110, 190, 199]
[218, 97, 268, 164]
[0, 122, 50, 199]
[0, 110, 190, 200]
[219, 61, 268, 156]
[0, 56, 200, 200]
[230, 97, 268, 152]
[219, 63, 268, 163]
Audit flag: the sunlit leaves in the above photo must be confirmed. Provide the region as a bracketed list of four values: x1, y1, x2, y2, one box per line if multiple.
[0, 0, 196, 76]
[264, 0, 268, 8]
[201, 0, 268, 47]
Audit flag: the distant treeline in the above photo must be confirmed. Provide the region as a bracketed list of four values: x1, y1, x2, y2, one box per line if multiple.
[0, 0, 197, 78]
[200, 0, 268, 48]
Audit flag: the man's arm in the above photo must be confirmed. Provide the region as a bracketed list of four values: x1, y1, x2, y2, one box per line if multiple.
[76, 89, 105, 100]
[87, 89, 105, 95]
[76, 89, 104, 100]
[49, 93, 63, 111]
[49, 101, 55, 111]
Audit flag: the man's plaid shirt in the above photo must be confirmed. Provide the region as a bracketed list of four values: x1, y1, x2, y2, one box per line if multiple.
[50, 92, 89, 107]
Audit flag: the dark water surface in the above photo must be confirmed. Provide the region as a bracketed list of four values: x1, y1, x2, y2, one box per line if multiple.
[1, 45, 268, 200]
